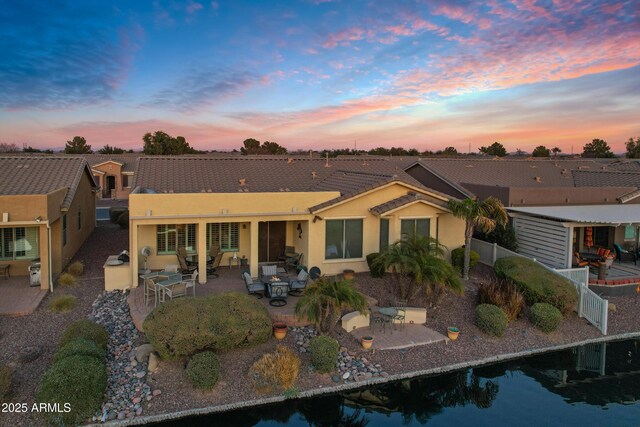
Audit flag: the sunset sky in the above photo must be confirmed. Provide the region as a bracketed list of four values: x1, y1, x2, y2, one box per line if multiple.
[1, 0, 639, 153]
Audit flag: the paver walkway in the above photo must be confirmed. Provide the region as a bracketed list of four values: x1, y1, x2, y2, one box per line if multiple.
[350, 324, 449, 350]
[0, 276, 47, 316]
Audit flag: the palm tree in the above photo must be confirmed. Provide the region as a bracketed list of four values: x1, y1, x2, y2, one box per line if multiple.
[375, 234, 463, 306]
[447, 197, 508, 280]
[552, 147, 562, 160]
[295, 277, 368, 334]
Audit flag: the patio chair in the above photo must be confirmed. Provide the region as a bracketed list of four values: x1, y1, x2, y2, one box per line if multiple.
[267, 282, 289, 306]
[613, 243, 637, 265]
[277, 246, 296, 266]
[178, 247, 196, 267]
[207, 252, 223, 277]
[286, 252, 303, 272]
[370, 307, 391, 334]
[243, 272, 264, 299]
[144, 278, 160, 307]
[209, 244, 220, 262]
[182, 269, 198, 297]
[261, 264, 278, 281]
[163, 281, 188, 302]
[289, 269, 309, 295]
[573, 252, 589, 268]
[392, 300, 407, 329]
[176, 253, 197, 274]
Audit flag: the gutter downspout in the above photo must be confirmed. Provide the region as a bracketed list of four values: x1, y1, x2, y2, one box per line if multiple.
[46, 221, 53, 292]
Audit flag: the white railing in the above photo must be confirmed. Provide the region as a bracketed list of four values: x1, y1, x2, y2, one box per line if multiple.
[471, 238, 608, 335]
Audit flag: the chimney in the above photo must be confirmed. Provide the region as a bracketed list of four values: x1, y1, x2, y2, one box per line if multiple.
[238, 178, 246, 186]
[287, 158, 293, 164]
[534, 176, 542, 182]
[324, 152, 330, 167]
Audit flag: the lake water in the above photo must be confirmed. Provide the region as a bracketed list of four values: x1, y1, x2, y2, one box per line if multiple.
[158, 339, 640, 426]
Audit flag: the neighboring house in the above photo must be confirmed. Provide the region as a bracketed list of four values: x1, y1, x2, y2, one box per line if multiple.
[0, 157, 98, 290]
[405, 158, 640, 270]
[84, 154, 140, 199]
[125, 157, 466, 285]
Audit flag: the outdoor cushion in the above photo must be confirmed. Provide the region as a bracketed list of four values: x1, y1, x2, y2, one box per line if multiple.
[262, 265, 278, 276]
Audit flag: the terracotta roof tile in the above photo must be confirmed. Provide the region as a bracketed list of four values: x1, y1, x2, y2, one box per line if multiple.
[573, 170, 640, 188]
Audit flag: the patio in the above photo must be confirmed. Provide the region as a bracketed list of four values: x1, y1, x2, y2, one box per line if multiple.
[589, 261, 640, 285]
[0, 275, 47, 316]
[350, 324, 449, 350]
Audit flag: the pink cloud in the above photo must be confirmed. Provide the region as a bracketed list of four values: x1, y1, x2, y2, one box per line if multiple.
[186, 0, 203, 14]
[431, 4, 491, 30]
[322, 27, 365, 49]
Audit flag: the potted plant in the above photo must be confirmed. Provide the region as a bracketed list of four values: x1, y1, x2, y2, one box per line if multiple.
[343, 269, 355, 280]
[273, 323, 287, 340]
[361, 335, 374, 349]
[447, 326, 460, 340]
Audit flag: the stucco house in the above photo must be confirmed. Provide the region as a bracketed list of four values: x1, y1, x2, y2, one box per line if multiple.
[124, 156, 466, 286]
[0, 156, 98, 290]
[84, 154, 140, 199]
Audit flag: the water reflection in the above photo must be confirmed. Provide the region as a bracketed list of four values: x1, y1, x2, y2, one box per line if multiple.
[158, 339, 640, 426]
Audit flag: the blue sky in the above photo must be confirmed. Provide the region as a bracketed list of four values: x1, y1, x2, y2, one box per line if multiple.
[1, 0, 639, 152]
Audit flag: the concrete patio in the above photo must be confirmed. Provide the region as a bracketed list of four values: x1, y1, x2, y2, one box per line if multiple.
[589, 261, 640, 285]
[0, 275, 47, 316]
[350, 324, 449, 350]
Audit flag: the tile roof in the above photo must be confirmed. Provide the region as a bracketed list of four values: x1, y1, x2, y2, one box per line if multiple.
[81, 153, 142, 173]
[0, 157, 97, 209]
[369, 191, 449, 215]
[606, 160, 640, 171]
[573, 170, 640, 188]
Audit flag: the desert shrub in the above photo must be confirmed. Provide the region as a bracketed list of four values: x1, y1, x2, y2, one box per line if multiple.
[475, 304, 508, 337]
[530, 303, 563, 333]
[67, 261, 84, 276]
[477, 279, 524, 321]
[451, 247, 480, 273]
[57, 272, 76, 287]
[37, 355, 107, 426]
[109, 206, 127, 222]
[53, 339, 106, 364]
[116, 210, 129, 229]
[366, 252, 385, 278]
[59, 319, 109, 350]
[249, 346, 301, 393]
[49, 294, 77, 313]
[309, 335, 339, 373]
[186, 351, 221, 390]
[0, 365, 11, 403]
[144, 292, 272, 360]
[494, 257, 577, 314]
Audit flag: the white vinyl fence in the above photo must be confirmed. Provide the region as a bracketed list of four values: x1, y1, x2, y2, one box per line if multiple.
[470, 238, 608, 335]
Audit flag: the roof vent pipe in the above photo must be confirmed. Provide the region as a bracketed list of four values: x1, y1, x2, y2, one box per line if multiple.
[534, 176, 542, 182]
[325, 153, 330, 167]
[311, 171, 317, 179]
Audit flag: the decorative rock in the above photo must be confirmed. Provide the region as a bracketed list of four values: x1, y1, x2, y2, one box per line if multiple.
[342, 372, 350, 379]
[18, 346, 43, 363]
[380, 372, 389, 378]
[135, 371, 146, 379]
[132, 397, 141, 404]
[117, 412, 125, 420]
[135, 344, 154, 363]
[148, 353, 160, 373]
[152, 389, 162, 396]
[332, 375, 341, 383]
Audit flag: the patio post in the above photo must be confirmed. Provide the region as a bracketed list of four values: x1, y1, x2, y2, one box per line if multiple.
[249, 220, 259, 277]
[197, 222, 207, 284]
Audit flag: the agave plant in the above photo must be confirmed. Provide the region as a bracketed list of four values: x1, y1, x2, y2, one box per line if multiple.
[295, 276, 368, 334]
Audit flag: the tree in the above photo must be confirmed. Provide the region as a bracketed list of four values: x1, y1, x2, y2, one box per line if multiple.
[98, 144, 126, 154]
[0, 143, 20, 152]
[478, 142, 507, 157]
[447, 197, 508, 280]
[582, 138, 615, 158]
[531, 145, 551, 157]
[551, 147, 562, 159]
[142, 131, 197, 155]
[240, 138, 287, 155]
[441, 147, 458, 156]
[625, 137, 640, 159]
[295, 277, 368, 334]
[261, 141, 288, 155]
[375, 234, 463, 307]
[64, 136, 92, 154]
[23, 145, 54, 153]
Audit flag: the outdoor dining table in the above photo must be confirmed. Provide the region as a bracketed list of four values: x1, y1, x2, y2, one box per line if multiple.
[139, 271, 183, 303]
[371, 307, 398, 334]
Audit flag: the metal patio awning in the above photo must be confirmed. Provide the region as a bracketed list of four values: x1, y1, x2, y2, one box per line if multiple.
[507, 205, 640, 225]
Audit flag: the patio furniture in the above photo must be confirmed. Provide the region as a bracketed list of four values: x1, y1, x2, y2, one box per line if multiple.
[177, 253, 197, 274]
[207, 252, 223, 277]
[0, 264, 9, 280]
[392, 300, 407, 329]
[289, 269, 309, 295]
[261, 264, 278, 282]
[209, 243, 220, 259]
[243, 271, 264, 299]
[277, 246, 296, 266]
[370, 307, 393, 334]
[267, 282, 289, 306]
[182, 269, 198, 297]
[178, 247, 197, 267]
[613, 243, 637, 265]
[144, 278, 160, 307]
[286, 253, 304, 272]
[163, 264, 179, 273]
[162, 280, 188, 302]
[573, 252, 589, 268]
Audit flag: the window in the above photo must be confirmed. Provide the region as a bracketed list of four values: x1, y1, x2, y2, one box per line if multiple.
[206, 223, 239, 252]
[624, 225, 636, 241]
[401, 218, 430, 240]
[122, 174, 130, 188]
[78, 208, 81, 230]
[379, 218, 389, 252]
[156, 224, 196, 254]
[1, 227, 39, 260]
[325, 219, 363, 259]
[593, 226, 609, 248]
[62, 214, 67, 246]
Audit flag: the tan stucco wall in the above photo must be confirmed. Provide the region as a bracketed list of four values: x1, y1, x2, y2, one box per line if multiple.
[93, 162, 132, 199]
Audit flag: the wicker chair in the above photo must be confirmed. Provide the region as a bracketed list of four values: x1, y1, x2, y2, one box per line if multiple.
[176, 253, 197, 274]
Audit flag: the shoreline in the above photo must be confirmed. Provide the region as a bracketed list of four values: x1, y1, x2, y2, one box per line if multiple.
[93, 330, 640, 427]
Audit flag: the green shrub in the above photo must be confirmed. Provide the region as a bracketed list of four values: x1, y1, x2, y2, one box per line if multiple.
[57, 272, 76, 287]
[366, 252, 385, 278]
[37, 355, 107, 426]
[53, 339, 106, 364]
[451, 247, 480, 273]
[475, 304, 508, 337]
[475, 223, 518, 251]
[308, 335, 339, 373]
[67, 261, 84, 276]
[144, 292, 272, 360]
[186, 351, 221, 390]
[530, 303, 563, 333]
[494, 257, 577, 314]
[59, 319, 109, 350]
[0, 365, 11, 403]
[49, 294, 77, 313]
[116, 210, 129, 229]
[249, 346, 301, 393]
[109, 206, 127, 222]
[477, 279, 524, 322]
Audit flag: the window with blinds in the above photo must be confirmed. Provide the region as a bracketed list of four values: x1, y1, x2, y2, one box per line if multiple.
[0, 227, 39, 260]
[206, 223, 239, 252]
[401, 218, 430, 240]
[156, 224, 196, 254]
